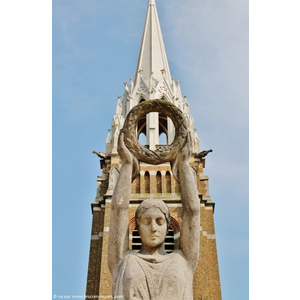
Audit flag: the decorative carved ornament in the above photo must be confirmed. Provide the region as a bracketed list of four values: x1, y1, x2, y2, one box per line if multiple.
[137, 78, 148, 95]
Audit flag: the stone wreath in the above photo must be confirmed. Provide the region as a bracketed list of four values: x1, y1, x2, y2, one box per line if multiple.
[122, 99, 188, 165]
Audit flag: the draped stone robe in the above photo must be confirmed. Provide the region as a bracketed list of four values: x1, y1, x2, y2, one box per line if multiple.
[112, 250, 194, 300]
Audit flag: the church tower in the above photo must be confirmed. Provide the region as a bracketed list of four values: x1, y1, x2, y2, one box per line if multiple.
[86, 1, 222, 299]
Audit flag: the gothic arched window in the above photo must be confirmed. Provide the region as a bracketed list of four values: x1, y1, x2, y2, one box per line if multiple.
[166, 171, 171, 193]
[138, 132, 147, 146]
[144, 171, 150, 193]
[135, 174, 141, 194]
[159, 132, 167, 145]
[158, 113, 168, 145]
[137, 98, 147, 147]
[156, 171, 162, 193]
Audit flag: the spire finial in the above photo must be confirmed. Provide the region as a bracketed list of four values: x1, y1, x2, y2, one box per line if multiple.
[133, 0, 172, 87]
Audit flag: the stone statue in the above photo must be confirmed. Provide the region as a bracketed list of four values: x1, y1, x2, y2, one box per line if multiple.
[108, 127, 200, 299]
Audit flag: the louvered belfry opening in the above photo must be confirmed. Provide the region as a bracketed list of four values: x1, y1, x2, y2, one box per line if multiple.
[131, 227, 175, 253]
[164, 228, 175, 253]
[131, 229, 141, 252]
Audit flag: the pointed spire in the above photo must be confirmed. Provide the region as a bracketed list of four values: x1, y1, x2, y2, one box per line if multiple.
[133, 0, 172, 89]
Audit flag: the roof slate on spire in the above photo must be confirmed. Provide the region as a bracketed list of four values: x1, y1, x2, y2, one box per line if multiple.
[133, 0, 172, 88]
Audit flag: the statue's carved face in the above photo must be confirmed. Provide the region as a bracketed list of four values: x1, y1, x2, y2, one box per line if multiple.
[138, 207, 167, 248]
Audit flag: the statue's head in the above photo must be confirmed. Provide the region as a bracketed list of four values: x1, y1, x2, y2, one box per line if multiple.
[135, 199, 170, 248]
[135, 199, 170, 230]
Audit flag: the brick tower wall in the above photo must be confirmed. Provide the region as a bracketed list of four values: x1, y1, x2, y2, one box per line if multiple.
[86, 155, 221, 300]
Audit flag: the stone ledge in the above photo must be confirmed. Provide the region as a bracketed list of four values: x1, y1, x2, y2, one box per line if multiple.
[201, 198, 215, 212]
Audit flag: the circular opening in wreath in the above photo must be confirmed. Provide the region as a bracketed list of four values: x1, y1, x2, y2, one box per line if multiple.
[122, 100, 188, 165]
[136, 112, 175, 149]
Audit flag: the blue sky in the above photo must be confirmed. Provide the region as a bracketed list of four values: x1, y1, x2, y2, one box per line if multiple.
[2, 0, 300, 300]
[52, 0, 248, 299]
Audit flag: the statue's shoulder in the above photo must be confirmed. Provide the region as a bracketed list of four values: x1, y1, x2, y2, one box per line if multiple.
[116, 250, 138, 272]
[172, 249, 184, 256]
[124, 250, 138, 257]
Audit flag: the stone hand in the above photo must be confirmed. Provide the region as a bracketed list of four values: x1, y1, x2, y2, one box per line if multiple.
[118, 130, 134, 164]
[118, 130, 140, 181]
